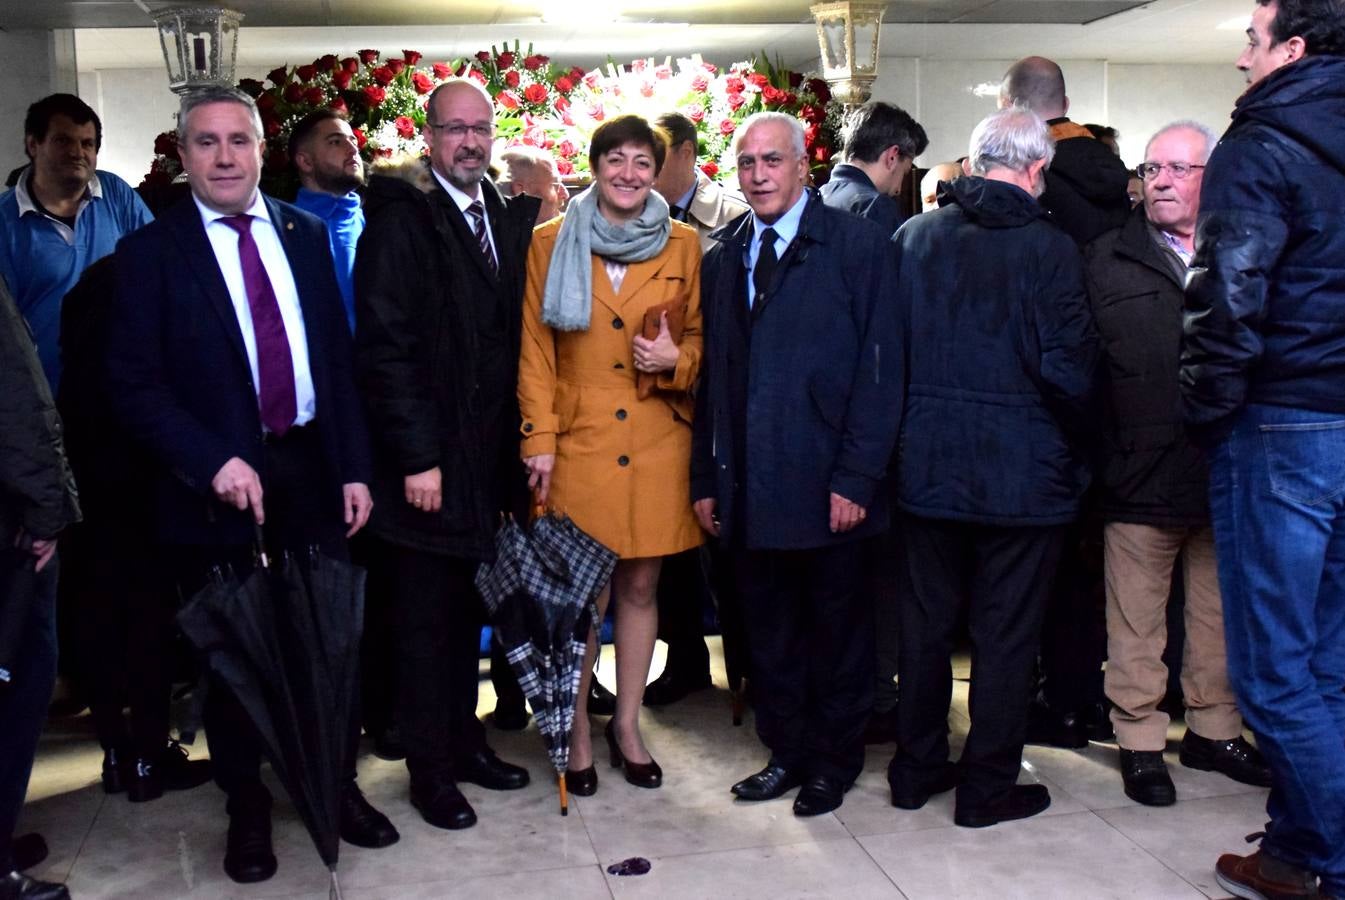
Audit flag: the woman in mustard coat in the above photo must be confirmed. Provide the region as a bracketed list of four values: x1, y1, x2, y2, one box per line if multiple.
[518, 115, 703, 794]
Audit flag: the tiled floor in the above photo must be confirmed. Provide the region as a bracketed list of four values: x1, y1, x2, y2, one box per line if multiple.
[20, 641, 1265, 899]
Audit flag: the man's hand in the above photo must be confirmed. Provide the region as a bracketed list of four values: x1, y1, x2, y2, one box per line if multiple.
[523, 454, 555, 504]
[632, 311, 680, 373]
[343, 483, 373, 537]
[404, 467, 442, 513]
[829, 492, 867, 534]
[693, 497, 720, 537]
[212, 457, 265, 524]
[14, 529, 57, 573]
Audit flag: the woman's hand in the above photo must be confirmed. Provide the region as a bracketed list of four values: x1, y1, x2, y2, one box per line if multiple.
[633, 311, 680, 373]
[523, 453, 556, 504]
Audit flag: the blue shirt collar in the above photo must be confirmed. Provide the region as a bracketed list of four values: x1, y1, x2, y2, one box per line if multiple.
[294, 187, 362, 221]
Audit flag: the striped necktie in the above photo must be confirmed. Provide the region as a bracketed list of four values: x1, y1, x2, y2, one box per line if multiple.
[467, 200, 498, 276]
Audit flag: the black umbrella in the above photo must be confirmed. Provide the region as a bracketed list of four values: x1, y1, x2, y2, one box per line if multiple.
[176, 545, 364, 899]
[476, 510, 617, 815]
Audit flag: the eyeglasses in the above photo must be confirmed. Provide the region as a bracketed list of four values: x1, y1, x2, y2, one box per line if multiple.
[1134, 162, 1205, 180]
[427, 122, 494, 139]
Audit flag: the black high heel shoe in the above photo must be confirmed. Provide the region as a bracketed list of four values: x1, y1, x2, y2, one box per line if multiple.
[605, 720, 662, 789]
[565, 766, 598, 796]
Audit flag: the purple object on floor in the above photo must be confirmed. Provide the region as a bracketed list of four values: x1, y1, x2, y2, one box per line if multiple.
[606, 857, 652, 876]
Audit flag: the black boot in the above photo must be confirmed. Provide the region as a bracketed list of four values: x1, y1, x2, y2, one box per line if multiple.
[0, 871, 69, 900]
[1119, 749, 1176, 806]
[223, 785, 276, 884]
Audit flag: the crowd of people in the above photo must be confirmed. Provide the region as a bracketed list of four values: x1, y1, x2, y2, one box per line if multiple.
[1, 0, 1343, 897]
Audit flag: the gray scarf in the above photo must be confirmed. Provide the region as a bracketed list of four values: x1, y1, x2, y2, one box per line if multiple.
[541, 186, 671, 331]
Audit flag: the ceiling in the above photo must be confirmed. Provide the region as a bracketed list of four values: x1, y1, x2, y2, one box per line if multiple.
[2, 0, 1255, 69]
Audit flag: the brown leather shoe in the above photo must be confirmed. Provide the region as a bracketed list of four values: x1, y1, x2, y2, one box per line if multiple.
[1215, 849, 1320, 900]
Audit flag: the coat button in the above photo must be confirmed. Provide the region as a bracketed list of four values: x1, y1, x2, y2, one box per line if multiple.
[612, 316, 624, 329]
[618, 455, 630, 466]
[613, 361, 625, 369]
[523, 422, 533, 433]
[615, 409, 628, 421]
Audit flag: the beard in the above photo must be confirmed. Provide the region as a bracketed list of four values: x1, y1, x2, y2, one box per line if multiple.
[314, 163, 364, 195]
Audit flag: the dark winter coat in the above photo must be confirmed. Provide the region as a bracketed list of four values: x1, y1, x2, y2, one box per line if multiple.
[691, 191, 903, 550]
[354, 159, 539, 560]
[1181, 55, 1345, 444]
[818, 163, 903, 236]
[1083, 207, 1208, 526]
[1041, 119, 1132, 247]
[893, 176, 1098, 526]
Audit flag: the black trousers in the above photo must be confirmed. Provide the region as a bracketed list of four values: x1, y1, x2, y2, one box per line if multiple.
[353, 533, 399, 738]
[864, 527, 907, 714]
[390, 550, 488, 783]
[735, 540, 872, 783]
[655, 548, 712, 680]
[892, 515, 1064, 806]
[1038, 519, 1108, 713]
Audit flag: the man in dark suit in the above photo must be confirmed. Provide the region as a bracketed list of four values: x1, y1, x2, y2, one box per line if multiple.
[104, 86, 396, 885]
[692, 112, 903, 817]
[354, 79, 537, 831]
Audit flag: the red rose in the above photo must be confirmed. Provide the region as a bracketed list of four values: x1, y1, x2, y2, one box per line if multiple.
[263, 116, 282, 137]
[395, 116, 416, 139]
[296, 64, 318, 82]
[804, 122, 820, 145]
[784, 91, 798, 107]
[719, 118, 737, 136]
[432, 62, 452, 79]
[812, 144, 832, 163]
[498, 90, 520, 109]
[523, 125, 547, 147]
[387, 59, 406, 75]
[631, 58, 648, 73]
[588, 102, 605, 122]
[256, 92, 277, 112]
[283, 83, 304, 103]
[762, 85, 786, 106]
[497, 51, 516, 67]
[467, 68, 487, 85]
[701, 62, 718, 75]
[686, 104, 705, 123]
[569, 66, 586, 81]
[523, 54, 544, 71]
[377, 147, 394, 159]
[700, 160, 719, 178]
[747, 72, 770, 89]
[333, 69, 353, 90]
[352, 128, 367, 149]
[727, 92, 747, 111]
[654, 64, 673, 80]
[639, 81, 655, 98]
[372, 66, 395, 86]
[403, 49, 422, 65]
[412, 72, 434, 94]
[341, 57, 359, 73]
[268, 66, 289, 86]
[455, 62, 470, 76]
[504, 70, 520, 88]
[555, 75, 574, 93]
[329, 97, 349, 115]
[318, 54, 338, 71]
[303, 87, 325, 106]
[476, 51, 492, 64]
[725, 75, 745, 94]
[238, 78, 265, 97]
[554, 95, 571, 113]
[556, 158, 575, 176]
[801, 104, 825, 125]
[690, 73, 710, 93]
[583, 71, 601, 90]
[523, 83, 549, 104]
[362, 85, 386, 105]
[808, 78, 831, 103]
[557, 139, 577, 159]
[358, 49, 379, 64]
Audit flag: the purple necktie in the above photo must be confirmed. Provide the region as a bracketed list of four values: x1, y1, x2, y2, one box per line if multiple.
[221, 214, 297, 437]
[467, 200, 498, 276]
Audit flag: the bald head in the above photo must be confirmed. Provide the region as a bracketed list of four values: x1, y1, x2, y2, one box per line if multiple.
[920, 162, 962, 212]
[999, 56, 1068, 120]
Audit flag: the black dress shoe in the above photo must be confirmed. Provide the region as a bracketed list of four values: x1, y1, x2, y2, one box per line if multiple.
[731, 764, 804, 801]
[11, 834, 48, 873]
[793, 775, 846, 816]
[1078, 701, 1114, 742]
[223, 790, 276, 884]
[372, 726, 406, 762]
[1179, 732, 1273, 787]
[588, 680, 617, 717]
[409, 778, 477, 830]
[100, 747, 127, 794]
[491, 703, 531, 731]
[454, 748, 530, 791]
[1025, 698, 1088, 749]
[339, 783, 399, 848]
[0, 871, 70, 900]
[954, 784, 1051, 828]
[641, 668, 712, 707]
[863, 706, 900, 745]
[565, 766, 598, 797]
[1119, 749, 1176, 806]
[605, 720, 662, 788]
[890, 762, 960, 810]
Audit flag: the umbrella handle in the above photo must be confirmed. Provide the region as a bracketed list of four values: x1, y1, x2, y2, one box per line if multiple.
[329, 868, 343, 900]
[558, 772, 569, 816]
[252, 523, 271, 570]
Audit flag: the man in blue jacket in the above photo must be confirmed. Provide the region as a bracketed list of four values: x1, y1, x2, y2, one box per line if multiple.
[887, 108, 1098, 828]
[1181, 0, 1345, 895]
[819, 100, 927, 238]
[692, 111, 902, 817]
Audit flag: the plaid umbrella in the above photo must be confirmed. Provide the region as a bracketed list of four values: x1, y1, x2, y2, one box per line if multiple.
[475, 511, 617, 814]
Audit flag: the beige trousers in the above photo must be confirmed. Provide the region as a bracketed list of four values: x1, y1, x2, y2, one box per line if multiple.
[1103, 522, 1242, 750]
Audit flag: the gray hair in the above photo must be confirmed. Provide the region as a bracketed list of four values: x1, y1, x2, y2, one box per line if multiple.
[968, 107, 1055, 176]
[733, 112, 806, 158]
[1145, 120, 1218, 164]
[178, 86, 263, 141]
[498, 144, 559, 183]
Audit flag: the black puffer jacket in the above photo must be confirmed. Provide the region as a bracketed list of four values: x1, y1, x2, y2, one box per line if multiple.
[355, 160, 539, 560]
[1083, 207, 1208, 526]
[1182, 55, 1345, 443]
[893, 177, 1098, 526]
[1041, 120, 1132, 247]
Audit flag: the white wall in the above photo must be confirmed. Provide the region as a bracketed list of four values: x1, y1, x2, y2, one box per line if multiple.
[0, 31, 60, 180]
[1107, 64, 1245, 163]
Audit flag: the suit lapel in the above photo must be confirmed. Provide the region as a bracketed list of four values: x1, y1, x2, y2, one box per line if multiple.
[613, 252, 669, 309]
[591, 255, 622, 318]
[165, 199, 250, 373]
[434, 183, 498, 284]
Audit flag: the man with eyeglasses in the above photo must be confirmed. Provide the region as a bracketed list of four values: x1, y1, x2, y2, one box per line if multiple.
[1180, 0, 1345, 896]
[1082, 121, 1271, 811]
[354, 79, 539, 831]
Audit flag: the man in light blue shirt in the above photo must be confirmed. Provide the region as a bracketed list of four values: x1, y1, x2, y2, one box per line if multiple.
[290, 109, 364, 333]
[0, 94, 152, 393]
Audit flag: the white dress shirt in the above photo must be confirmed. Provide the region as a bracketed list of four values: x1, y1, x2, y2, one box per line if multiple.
[745, 190, 809, 309]
[431, 167, 499, 262]
[194, 192, 316, 429]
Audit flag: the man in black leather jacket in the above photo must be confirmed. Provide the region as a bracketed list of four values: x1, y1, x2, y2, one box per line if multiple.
[1180, 0, 1345, 896]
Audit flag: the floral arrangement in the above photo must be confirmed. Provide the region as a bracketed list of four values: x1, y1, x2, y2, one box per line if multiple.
[140, 43, 843, 196]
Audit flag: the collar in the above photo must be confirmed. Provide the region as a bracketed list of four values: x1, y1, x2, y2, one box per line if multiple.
[192, 189, 269, 228]
[1152, 222, 1194, 266]
[430, 167, 481, 213]
[293, 187, 360, 219]
[831, 163, 877, 190]
[16, 170, 102, 218]
[752, 189, 809, 246]
[672, 180, 696, 212]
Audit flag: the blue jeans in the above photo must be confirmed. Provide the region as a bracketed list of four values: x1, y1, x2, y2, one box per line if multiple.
[1208, 404, 1345, 892]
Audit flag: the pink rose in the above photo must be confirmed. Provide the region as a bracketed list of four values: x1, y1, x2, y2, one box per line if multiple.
[719, 118, 736, 136]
